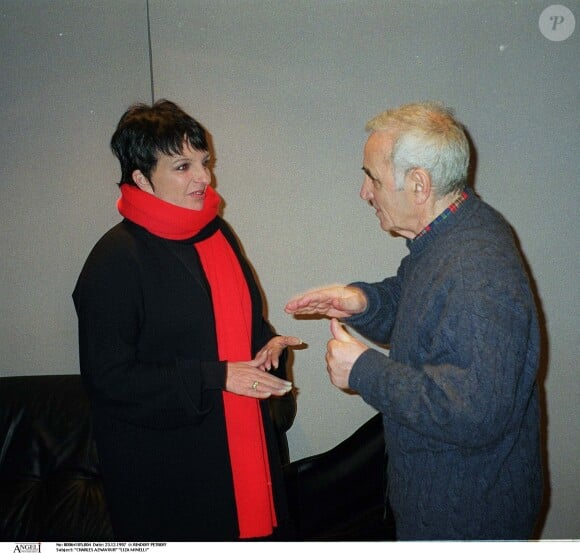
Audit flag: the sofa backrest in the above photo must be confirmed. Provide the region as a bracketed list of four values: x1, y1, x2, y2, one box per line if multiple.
[0, 375, 114, 541]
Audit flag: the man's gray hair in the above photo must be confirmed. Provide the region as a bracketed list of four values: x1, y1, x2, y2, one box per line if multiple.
[366, 102, 470, 196]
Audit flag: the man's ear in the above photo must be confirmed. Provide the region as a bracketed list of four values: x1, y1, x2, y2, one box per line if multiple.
[132, 170, 154, 193]
[408, 168, 432, 205]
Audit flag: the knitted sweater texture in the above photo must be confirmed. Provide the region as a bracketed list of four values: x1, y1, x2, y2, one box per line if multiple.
[347, 190, 543, 540]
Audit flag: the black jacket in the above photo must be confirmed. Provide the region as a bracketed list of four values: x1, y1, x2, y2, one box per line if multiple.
[73, 217, 294, 540]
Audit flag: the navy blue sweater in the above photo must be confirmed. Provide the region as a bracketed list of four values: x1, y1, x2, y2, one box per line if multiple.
[347, 189, 543, 539]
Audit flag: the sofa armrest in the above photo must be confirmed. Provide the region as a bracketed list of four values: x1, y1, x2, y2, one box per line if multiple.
[283, 412, 395, 540]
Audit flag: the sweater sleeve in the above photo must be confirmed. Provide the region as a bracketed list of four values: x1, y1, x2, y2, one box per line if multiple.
[72, 227, 226, 429]
[348, 250, 538, 449]
[344, 255, 408, 344]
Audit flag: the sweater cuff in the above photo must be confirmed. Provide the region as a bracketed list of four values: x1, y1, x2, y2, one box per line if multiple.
[343, 282, 381, 326]
[176, 359, 226, 420]
[201, 360, 227, 390]
[177, 358, 226, 391]
[348, 348, 386, 392]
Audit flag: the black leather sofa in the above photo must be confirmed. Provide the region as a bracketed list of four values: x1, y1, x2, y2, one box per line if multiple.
[0, 375, 394, 541]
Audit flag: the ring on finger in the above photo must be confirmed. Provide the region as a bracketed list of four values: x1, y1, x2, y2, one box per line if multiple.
[252, 381, 259, 390]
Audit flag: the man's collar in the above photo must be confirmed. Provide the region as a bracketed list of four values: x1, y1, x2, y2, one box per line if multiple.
[413, 189, 469, 242]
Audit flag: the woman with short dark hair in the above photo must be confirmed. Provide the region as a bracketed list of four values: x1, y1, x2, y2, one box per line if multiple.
[73, 100, 300, 541]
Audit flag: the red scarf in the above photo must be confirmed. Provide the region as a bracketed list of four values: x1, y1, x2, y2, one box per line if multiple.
[118, 184, 277, 538]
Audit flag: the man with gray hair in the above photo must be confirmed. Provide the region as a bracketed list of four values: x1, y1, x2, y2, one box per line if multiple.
[285, 102, 543, 539]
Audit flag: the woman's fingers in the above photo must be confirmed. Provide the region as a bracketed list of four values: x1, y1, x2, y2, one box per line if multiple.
[226, 361, 293, 397]
[255, 336, 304, 370]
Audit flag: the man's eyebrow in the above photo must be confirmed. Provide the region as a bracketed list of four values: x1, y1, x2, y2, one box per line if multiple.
[362, 166, 375, 180]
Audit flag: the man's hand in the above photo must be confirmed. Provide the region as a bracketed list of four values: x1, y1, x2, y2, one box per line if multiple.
[326, 318, 368, 390]
[285, 285, 367, 319]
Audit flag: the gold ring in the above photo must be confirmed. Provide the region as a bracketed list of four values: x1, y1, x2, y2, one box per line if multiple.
[252, 381, 259, 390]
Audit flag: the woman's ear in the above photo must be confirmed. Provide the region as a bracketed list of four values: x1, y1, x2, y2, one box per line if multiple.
[132, 170, 154, 194]
[408, 168, 432, 205]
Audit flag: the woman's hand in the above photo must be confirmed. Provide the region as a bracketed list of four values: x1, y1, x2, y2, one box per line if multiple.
[254, 335, 303, 371]
[226, 350, 294, 399]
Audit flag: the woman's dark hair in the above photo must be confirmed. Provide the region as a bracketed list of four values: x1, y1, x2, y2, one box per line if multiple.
[110, 99, 209, 186]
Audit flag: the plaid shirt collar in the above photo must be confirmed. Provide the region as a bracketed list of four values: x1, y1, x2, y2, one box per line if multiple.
[413, 189, 469, 242]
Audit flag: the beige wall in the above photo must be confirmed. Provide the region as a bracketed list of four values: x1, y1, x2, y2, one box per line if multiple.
[1, 0, 578, 539]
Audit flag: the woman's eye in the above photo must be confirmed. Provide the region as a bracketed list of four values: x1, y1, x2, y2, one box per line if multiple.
[176, 164, 189, 171]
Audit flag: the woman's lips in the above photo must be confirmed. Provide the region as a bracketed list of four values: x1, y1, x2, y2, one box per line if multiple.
[190, 185, 207, 197]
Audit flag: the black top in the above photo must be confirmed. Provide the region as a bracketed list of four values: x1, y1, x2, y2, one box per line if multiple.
[73, 217, 294, 540]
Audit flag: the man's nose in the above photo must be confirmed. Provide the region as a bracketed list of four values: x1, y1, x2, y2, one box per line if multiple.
[360, 180, 371, 201]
